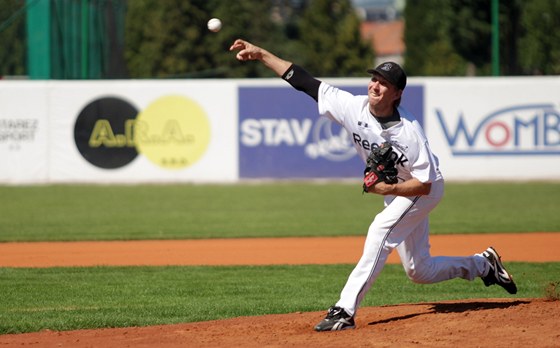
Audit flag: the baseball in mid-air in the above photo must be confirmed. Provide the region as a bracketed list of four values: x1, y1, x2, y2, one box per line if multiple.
[207, 18, 222, 32]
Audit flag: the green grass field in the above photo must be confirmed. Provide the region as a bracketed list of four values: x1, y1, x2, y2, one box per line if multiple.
[1, 263, 558, 334]
[0, 182, 559, 334]
[1, 182, 559, 241]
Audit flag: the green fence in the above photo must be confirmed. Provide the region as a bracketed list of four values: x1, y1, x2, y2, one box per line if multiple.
[26, 0, 127, 79]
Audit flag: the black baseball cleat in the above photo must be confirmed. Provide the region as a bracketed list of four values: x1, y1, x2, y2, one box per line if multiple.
[481, 247, 517, 294]
[314, 306, 355, 331]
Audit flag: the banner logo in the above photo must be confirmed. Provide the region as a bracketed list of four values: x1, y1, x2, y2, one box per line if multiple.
[0, 118, 40, 151]
[135, 96, 210, 170]
[74, 97, 138, 169]
[240, 116, 355, 162]
[74, 96, 210, 169]
[305, 117, 356, 161]
[436, 104, 560, 156]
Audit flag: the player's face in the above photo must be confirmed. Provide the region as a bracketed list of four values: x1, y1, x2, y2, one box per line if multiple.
[368, 74, 402, 116]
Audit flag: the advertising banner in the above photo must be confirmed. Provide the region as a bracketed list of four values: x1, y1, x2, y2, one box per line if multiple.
[425, 77, 560, 180]
[238, 82, 424, 178]
[1, 76, 558, 184]
[46, 80, 238, 183]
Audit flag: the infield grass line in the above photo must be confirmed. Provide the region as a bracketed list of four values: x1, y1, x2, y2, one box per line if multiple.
[0, 182, 559, 242]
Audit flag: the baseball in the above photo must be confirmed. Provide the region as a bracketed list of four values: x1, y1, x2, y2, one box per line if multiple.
[207, 18, 222, 32]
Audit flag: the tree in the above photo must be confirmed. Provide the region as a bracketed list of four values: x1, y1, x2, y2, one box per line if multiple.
[404, 0, 546, 76]
[124, 0, 373, 78]
[498, 0, 522, 75]
[125, 0, 286, 78]
[204, 0, 286, 78]
[0, 0, 26, 77]
[404, 0, 468, 76]
[447, 0, 492, 74]
[297, 0, 374, 77]
[447, 0, 525, 75]
[518, 0, 560, 75]
[125, 0, 211, 78]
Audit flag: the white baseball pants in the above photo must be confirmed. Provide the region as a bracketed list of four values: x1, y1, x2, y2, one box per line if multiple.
[335, 180, 489, 316]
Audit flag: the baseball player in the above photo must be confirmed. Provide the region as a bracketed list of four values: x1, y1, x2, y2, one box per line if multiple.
[229, 39, 517, 332]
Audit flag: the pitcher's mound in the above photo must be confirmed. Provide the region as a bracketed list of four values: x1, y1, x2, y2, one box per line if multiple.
[2, 298, 558, 347]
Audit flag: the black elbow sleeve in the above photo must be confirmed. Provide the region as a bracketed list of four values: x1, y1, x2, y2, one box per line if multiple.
[281, 64, 321, 102]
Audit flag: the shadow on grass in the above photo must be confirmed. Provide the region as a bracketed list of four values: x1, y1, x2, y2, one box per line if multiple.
[368, 300, 531, 326]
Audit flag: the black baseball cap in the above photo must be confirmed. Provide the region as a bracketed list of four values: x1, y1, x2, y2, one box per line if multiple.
[367, 62, 407, 90]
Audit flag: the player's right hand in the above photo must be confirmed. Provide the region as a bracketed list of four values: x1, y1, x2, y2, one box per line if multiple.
[229, 39, 263, 61]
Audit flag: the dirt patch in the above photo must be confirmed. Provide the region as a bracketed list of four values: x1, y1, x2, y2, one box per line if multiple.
[1, 233, 559, 267]
[1, 233, 559, 347]
[1, 299, 558, 347]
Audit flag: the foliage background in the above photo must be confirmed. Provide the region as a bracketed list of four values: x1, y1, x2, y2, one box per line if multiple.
[1, 0, 559, 78]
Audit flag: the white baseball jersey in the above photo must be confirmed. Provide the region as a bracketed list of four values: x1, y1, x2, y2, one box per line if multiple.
[318, 82, 443, 184]
[316, 82, 488, 317]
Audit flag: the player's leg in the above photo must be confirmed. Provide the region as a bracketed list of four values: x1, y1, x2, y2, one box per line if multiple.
[395, 181, 516, 294]
[396, 219, 488, 284]
[316, 180, 445, 331]
[334, 186, 442, 316]
[315, 195, 422, 331]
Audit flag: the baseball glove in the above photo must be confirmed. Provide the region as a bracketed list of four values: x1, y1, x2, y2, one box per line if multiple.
[363, 142, 399, 193]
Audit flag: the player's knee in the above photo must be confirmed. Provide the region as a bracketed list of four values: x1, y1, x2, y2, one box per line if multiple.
[405, 267, 432, 284]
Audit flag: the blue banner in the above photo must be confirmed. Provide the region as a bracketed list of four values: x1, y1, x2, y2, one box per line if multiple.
[239, 85, 424, 178]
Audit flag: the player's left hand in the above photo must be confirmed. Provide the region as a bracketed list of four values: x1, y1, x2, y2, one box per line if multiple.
[362, 142, 399, 193]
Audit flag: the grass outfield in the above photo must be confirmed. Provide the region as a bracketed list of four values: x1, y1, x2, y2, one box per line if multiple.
[1, 182, 559, 241]
[1, 263, 559, 334]
[0, 182, 558, 334]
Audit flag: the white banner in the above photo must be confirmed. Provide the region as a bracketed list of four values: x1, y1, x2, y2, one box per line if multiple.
[424, 77, 560, 180]
[46, 80, 238, 183]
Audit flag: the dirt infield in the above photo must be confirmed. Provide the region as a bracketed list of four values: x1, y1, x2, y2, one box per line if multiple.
[2, 299, 558, 347]
[2, 232, 559, 267]
[1, 232, 559, 347]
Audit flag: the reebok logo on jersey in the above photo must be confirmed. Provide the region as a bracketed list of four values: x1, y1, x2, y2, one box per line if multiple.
[352, 133, 409, 167]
